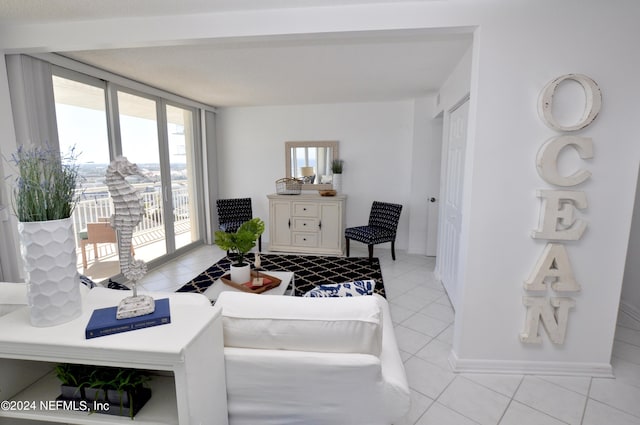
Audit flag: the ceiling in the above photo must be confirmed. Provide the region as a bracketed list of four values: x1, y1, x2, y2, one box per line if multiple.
[0, 0, 444, 23]
[0, 1, 473, 107]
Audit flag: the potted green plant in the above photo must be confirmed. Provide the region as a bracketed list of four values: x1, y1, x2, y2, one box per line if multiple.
[331, 159, 344, 174]
[84, 367, 111, 403]
[331, 159, 344, 192]
[214, 218, 265, 283]
[8, 145, 83, 326]
[54, 363, 88, 400]
[106, 368, 152, 418]
[54, 364, 152, 418]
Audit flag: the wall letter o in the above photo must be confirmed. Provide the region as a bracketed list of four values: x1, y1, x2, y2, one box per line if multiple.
[538, 74, 602, 132]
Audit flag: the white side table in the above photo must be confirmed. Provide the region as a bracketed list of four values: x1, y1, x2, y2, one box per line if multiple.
[0, 287, 228, 425]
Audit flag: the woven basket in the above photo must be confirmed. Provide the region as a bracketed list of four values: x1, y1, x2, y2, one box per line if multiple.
[276, 178, 302, 195]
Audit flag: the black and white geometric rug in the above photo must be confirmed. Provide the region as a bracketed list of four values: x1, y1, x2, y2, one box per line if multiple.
[177, 254, 385, 297]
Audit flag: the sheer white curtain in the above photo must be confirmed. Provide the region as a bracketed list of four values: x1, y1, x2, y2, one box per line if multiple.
[2, 55, 59, 281]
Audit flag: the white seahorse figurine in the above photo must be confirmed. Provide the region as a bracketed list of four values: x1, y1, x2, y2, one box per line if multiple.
[106, 156, 155, 318]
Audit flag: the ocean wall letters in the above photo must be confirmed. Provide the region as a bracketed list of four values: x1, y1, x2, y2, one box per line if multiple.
[520, 74, 601, 345]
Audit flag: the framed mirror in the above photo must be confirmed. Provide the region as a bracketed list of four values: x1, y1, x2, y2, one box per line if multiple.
[285, 141, 339, 190]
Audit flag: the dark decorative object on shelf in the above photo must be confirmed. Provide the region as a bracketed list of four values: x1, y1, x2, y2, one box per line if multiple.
[54, 363, 152, 418]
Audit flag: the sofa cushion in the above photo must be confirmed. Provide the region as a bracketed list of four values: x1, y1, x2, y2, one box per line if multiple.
[217, 291, 383, 356]
[303, 280, 375, 297]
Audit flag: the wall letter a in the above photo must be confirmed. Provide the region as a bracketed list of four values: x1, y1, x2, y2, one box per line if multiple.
[524, 243, 581, 292]
[520, 296, 576, 344]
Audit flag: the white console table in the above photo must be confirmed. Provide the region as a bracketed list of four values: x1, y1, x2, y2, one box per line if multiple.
[268, 193, 346, 255]
[0, 287, 228, 425]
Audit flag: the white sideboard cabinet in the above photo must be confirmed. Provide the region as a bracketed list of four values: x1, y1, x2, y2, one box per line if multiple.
[0, 287, 228, 425]
[268, 193, 346, 255]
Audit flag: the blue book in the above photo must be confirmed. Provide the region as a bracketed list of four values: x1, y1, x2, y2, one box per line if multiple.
[85, 298, 171, 339]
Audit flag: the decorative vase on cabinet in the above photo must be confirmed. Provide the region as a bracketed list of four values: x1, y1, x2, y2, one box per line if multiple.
[332, 173, 342, 193]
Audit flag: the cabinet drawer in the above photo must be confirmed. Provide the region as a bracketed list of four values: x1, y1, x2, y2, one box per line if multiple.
[292, 218, 318, 232]
[292, 232, 318, 247]
[293, 203, 318, 217]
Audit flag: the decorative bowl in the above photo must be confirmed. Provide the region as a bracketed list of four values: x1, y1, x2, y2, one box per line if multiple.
[318, 190, 337, 197]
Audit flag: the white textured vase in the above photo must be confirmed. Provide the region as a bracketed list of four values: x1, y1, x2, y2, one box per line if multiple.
[332, 173, 342, 192]
[230, 263, 251, 284]
[18, 217, 82, 327]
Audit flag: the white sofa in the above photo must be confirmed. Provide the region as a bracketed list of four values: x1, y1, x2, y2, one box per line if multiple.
[216, 291, 411, 425]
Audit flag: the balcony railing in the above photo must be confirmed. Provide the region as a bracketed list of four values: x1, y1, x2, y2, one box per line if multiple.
[72, 183, 191, 277]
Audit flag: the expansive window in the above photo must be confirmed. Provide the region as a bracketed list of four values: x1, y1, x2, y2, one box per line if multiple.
[52, 74, 121, 278]
[118, 90, 167, 260]
[52, 69, 203, 282]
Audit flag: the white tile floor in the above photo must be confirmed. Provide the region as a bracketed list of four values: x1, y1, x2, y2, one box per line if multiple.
[137, 244, 640, 425]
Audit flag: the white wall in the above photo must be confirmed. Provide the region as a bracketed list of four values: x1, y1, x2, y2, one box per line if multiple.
[436, 46, 472, 116]
[215, 101, 415, 248]
[407, 96, 441, 255]
[451, 3, 640, 375]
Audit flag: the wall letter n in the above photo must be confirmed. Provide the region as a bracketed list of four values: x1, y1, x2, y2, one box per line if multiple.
[520, 296, 576, 344]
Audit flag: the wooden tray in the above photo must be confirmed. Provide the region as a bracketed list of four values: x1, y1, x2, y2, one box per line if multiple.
[220, 271, 282, 294]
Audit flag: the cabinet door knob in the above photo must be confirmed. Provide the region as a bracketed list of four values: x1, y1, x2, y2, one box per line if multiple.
[288, 219, 291, 228]
[319, 220, 322, 230]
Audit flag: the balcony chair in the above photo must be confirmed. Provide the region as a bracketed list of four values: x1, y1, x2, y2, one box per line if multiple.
[79, 219, 133, 271]
[216, 198, 262, 252]
[80, 221, 117, 271]
[345, 201, 403, 261]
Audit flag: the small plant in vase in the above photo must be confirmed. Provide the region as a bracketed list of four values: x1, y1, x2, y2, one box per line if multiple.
[10, 145, 81, 222]
[214, 218, 265, 283]
[331, 159, 344, 192]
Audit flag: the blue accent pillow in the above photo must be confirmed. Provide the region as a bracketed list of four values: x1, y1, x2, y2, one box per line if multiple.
[303, 280, 375, 297]
[79, 274, 97, 289]
[107, 279, 130, 291]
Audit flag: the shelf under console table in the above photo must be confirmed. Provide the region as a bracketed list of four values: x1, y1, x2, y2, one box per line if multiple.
[268, 193, 346, 256]
[0, 287, 228, 425]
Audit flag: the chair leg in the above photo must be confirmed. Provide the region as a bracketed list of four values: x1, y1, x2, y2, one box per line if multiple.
[345, 238, 350, 257]
[81, 240, 88, 271]
[368, 245, 374, 260]
[391, 240, 396, 261]
[258, 235, 262, 252]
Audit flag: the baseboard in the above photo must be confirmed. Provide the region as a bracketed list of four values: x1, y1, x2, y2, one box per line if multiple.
[449, 351, 614, 378]
[619, 300, 640, 323]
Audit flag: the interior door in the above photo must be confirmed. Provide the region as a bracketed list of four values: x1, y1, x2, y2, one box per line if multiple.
[438, 98, 469, 309]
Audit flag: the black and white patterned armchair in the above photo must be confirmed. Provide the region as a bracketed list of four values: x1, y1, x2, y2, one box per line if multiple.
[345, 201, 402, 261]
[216, 198, 262, 252]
